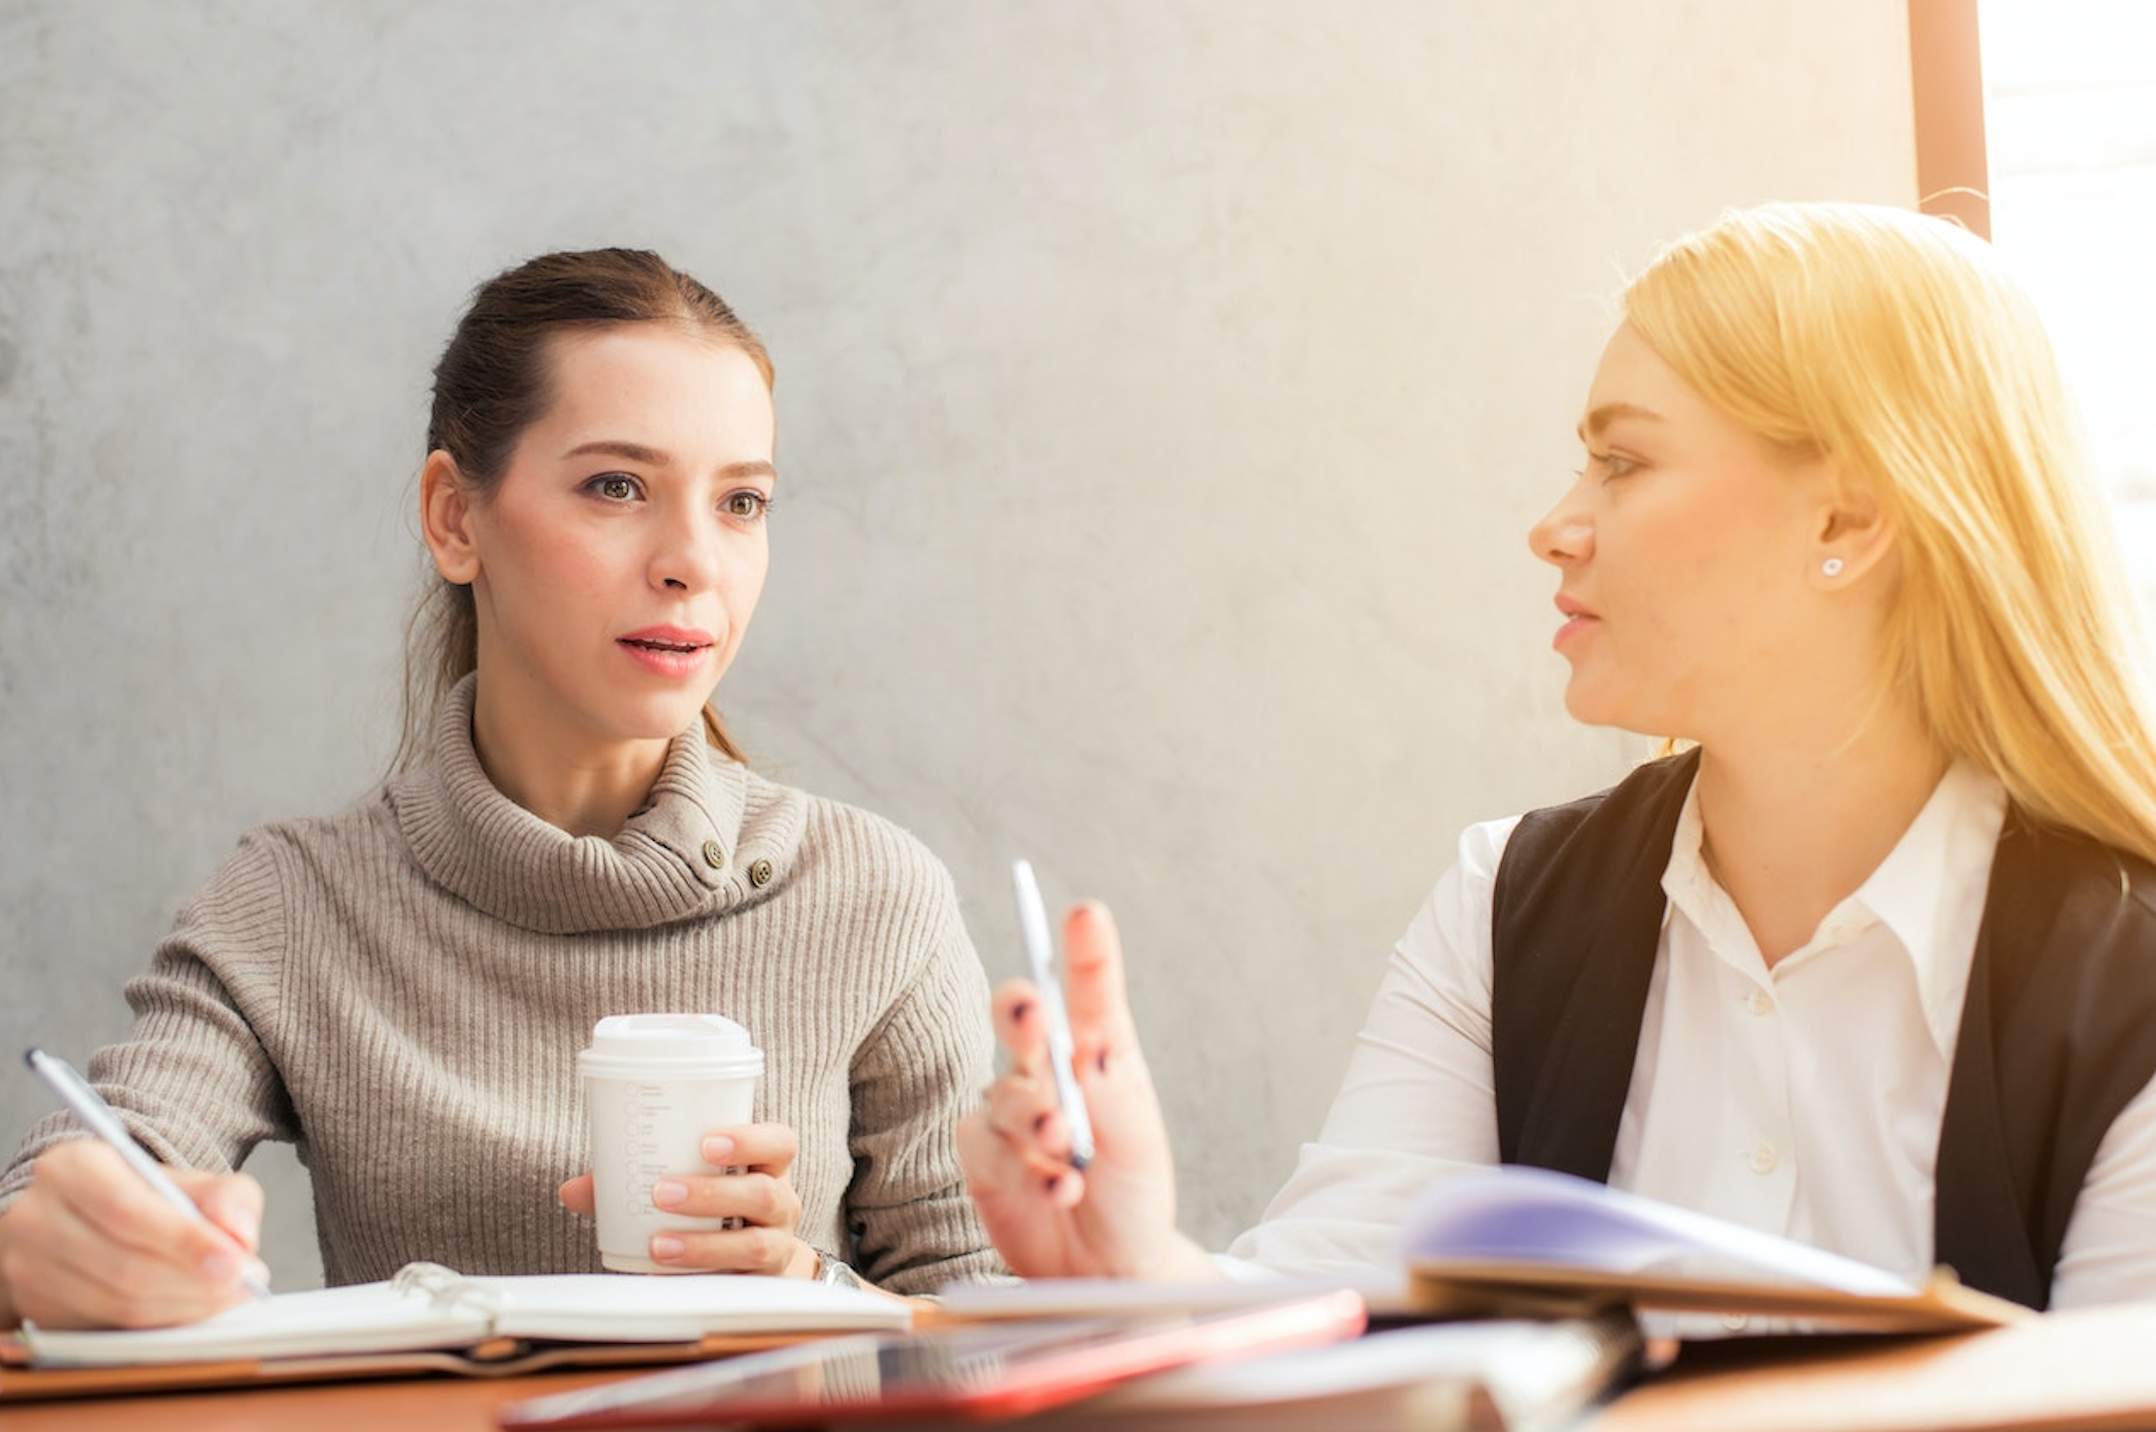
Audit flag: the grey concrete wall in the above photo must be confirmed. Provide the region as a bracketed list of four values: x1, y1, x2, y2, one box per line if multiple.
[0, 2, 1916, 1289]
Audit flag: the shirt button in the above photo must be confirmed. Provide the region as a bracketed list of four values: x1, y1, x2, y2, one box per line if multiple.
[1745, 988, 1774, 1017]
[748, 858, 775, 889]
[1748, 1142, 1779, 1175]
[701, 839, 726, 870]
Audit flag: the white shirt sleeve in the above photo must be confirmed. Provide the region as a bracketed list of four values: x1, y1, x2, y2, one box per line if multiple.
[1220, 815, 1519, 1278]
[2046, 1068, 2156, 1307]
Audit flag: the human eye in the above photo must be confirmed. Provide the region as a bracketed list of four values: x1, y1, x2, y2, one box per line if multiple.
[722, 489, 772, 522]
[1579, 450, 1640, 483]
[583, 472, 644, 502]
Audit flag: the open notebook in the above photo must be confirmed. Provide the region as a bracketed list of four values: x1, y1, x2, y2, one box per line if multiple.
[12, 1261, 909, 1373]
[1404, 1167, 2030, 1332]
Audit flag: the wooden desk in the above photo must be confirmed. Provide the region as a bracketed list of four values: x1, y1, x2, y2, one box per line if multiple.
[17, 1303, 2156, 1431]
[1, 1368, 641, 1432]
[1593, 1301, 2156, 1432]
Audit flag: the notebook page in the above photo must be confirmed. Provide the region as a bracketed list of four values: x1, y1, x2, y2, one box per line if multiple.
[472, 1273, 912, 1341]
[21, 1280, 489, 1368]
[1403, 1166, 1916, 1295]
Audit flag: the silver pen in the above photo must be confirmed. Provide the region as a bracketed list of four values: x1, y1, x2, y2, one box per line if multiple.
[22, 1048, 270, 1300]
[1009, 859, 1097, 1170]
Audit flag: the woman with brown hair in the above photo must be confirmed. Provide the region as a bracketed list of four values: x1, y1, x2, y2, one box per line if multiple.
[0, 249, 1001, 1329]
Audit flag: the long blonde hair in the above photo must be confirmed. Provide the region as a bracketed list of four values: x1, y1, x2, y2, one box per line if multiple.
[1625, 202, 2156, 867]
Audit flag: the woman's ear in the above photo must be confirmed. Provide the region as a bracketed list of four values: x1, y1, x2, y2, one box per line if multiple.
[419, 450, 482, 585]
[1810, 463, 1896, 589]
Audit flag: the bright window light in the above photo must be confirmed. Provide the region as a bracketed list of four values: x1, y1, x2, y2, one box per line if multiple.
[1980, 1, 2156, 605]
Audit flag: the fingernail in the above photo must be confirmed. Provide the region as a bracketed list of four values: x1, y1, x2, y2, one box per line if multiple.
[232, 1207, 261, 1248]
[201, 1250, 240, 1281]
[702, 1135, 734, 1161]
[651, 1235, 684, 1260]
[1043, 1173, 1062, 1197]
[1032, 1112, 1051, 1135]
[247, 1257, 272, 1287]
[1096, 1050, 1109, 1075]
[652, 1179, 687, 1209]
[1010, 1001, 1032, 1024]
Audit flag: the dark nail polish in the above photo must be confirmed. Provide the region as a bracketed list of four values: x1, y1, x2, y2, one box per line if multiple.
[1044, 1173, 1062, 1195]
[1033, 1112, 1050, 1135]
[1010, 1001, 1032, 1024]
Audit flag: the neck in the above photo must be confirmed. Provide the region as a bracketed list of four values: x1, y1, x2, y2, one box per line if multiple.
[467, 662, 673, 840]
[1693, 697, 1948, 968]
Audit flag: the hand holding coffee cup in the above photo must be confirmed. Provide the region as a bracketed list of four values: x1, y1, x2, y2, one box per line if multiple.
[558, 1014, 816, 1277]
[557, 1122, 812, 1276]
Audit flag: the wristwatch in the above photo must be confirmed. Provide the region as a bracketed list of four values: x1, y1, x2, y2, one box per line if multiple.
[812, 1248, 867, 1292]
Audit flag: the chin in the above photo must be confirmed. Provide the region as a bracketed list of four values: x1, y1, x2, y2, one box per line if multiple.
[585, 685, 718, 744]
[1560, 672, 1635, 731]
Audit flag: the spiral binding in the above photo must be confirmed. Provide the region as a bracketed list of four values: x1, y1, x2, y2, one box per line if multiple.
[391, 1261, 507, 1319]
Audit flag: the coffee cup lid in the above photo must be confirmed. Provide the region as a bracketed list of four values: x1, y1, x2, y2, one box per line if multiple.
[578, 1013, 764, 1078]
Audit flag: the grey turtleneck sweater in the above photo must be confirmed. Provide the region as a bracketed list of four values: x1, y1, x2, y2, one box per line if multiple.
[0, 676, 1003, 1295]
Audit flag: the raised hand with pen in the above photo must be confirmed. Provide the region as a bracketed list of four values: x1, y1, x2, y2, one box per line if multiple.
[955, 899, 1218, 1281]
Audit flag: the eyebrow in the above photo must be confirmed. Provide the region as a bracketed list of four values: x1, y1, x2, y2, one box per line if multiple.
[560, 440, 775, 482]
[1575, 402, 1665, 442]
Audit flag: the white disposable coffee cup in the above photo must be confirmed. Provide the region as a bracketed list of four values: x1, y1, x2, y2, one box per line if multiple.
[578, 1013, 765, 1274]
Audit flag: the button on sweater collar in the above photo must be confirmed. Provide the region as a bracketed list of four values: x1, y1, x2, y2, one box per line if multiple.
[389, 674, 800, 934]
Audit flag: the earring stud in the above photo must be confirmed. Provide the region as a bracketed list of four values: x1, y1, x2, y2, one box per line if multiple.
[1822, 557, 1845, 577]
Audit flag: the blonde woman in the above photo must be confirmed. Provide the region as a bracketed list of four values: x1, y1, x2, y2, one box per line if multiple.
[1, 250, 1000, 1330]
[960, 202, 2156, 1310]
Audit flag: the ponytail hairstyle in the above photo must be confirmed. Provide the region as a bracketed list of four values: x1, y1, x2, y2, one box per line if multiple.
[394, 248, 772, 772]
[1625, 202, 2156, 867]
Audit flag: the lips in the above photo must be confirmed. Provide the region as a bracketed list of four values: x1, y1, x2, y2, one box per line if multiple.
[617, 625, 717, 678]
[618, 624, 716, 652]
[1553, 594, 1599, 650]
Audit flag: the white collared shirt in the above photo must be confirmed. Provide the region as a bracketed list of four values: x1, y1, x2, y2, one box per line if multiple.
[1224, 761, 2156, 1307]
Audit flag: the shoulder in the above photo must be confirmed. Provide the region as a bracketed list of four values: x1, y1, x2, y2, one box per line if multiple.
[1486, 750, 1699, 917]
[740, 769, 960, 923]
[1507, 750, 1697, 849]
[2005, 815, 2156, 977]
[1414, 754, 1688, 916]
[153, 798, 382, 966]
[229, 786, 407, 895]
[1392, 812, 1525, 998]
[169, 826, 289, 935]
[738, 772, 984, 1020]
[1453, 812, 1525, 889]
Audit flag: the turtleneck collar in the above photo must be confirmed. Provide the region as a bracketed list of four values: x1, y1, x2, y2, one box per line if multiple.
[388, 673, 802, 935]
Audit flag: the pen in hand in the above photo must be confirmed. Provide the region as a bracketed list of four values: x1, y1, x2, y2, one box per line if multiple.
[21, 1048, 271, 1301]
[1010, 859, 1097, 1171]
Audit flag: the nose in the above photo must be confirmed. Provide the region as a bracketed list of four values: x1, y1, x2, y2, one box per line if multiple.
[649, 508, 725, 595]
[1528, 480, 1595, 568]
